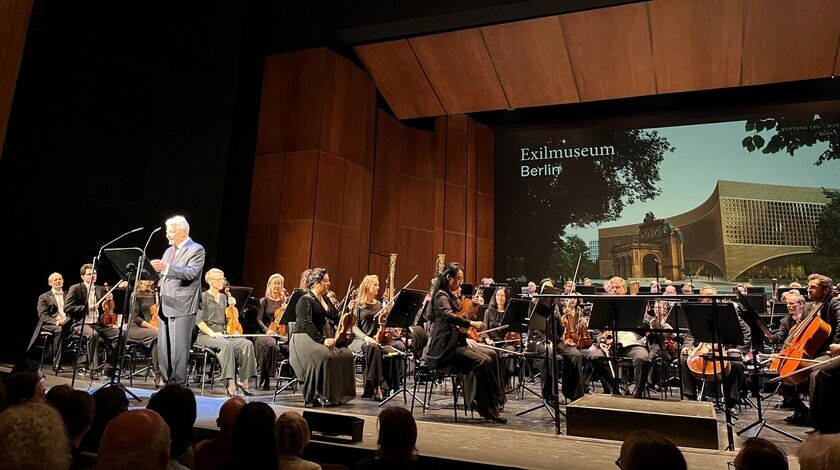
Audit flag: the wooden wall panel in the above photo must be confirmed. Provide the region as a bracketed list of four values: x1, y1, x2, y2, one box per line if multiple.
[314, 151, 346, 225]
[310, 220, 341, 275]
[354, 40, 445, 119]
[410, 29, 509, 114]
[443, 232, 466, 271]
[242, 223, 278, 289]
[369, 160, 400, 253]
[561, 3, 656, 101]
[742, 0, 840, 85]
[0, 0, 32, 157]
[397, 228, 435, 288]
[279, 151, 319, 220]
[275, 219, 314, 285]
[248, 153, 285, 224]
[477, 238, 494, 282]
[477, 193, 494, 240]
[401, 126, 436, 180]
[321, 53, 377, 166]
[358, 172, 374, 275]
[476, 122, 494, 196]
[445, 115, 468, 185]
[443, 183, 466, 234]
[481, 16, 579, 108]
[649, 0, 743, 93]
[256, 50, 327, 155]
[398, 175, 435, 230]
[836, 41, 840, 77]
[337, 227, 361, 290]
[375, 110, 403, 170]
[341, 161, 366, 230]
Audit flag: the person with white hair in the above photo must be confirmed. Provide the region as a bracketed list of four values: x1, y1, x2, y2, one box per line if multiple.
[0, 402, 71, 470]
[151, 215, 206, 385]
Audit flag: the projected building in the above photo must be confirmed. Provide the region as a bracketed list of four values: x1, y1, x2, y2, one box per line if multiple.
[597, 180, 831, 281]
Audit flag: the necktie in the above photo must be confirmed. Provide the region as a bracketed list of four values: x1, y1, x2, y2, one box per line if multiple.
[170, 246, 179, 263]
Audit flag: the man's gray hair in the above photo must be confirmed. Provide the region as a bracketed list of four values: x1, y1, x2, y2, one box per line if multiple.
[165, 215, 190, 234]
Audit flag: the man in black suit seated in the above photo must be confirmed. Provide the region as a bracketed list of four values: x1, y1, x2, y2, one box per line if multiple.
[34, 272, 70, 372]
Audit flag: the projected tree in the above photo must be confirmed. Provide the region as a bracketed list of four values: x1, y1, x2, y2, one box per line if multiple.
[741, 113, 840, 166]
[516, 129, 673, 279]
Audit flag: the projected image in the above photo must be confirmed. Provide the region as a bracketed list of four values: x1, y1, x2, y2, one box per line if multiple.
[495, 103, 840, 287]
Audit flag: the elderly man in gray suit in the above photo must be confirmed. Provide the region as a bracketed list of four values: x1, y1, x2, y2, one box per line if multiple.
[151, 215, 205, 384]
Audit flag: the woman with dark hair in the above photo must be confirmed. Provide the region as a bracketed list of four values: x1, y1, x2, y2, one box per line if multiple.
[354, 407, 419, 469]
[424, 262, 507, 423]
[483, 286, 516, 384]
[220, 402, 278, 470]
[146, 383, 197, 469]
[733, 437, 788, 470]
[289, 268, 356, 407]
[618, 430, 686, 470]
[79, 385, 129, 453]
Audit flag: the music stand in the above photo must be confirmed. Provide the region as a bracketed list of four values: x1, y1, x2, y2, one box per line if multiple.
[99, 247, 159, 402]
[588, 296, 648, 395]
[733, 291, 801, 442]
[379, 288, 426, 407]
[776, 287, 807, 301]
[575, 285, 596, 295]
[501, 298, 529, 396]
[681, 300, 743, 450]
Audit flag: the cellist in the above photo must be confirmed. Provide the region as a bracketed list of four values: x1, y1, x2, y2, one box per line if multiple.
[781, 274, 840, 434]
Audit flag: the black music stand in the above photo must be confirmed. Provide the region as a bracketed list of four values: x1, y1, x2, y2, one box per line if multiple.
[734, 291, 801, 442]
[588, 296, 648, 396]
[98, 247, 159, 402]
[379, 288, 426, 407]
[681, 300, 743, 451]
[501, 298, 530, 396]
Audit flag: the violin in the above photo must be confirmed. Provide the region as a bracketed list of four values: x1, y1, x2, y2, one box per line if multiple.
[561, 306, 592, 349]
[148, 283, 160, 328]
[268, 289, 289, 336]
[457, 297, 482, 342]
[334, 289, 357, 346]
[224, 287, 243, 335]
[101, 283, 118, 327]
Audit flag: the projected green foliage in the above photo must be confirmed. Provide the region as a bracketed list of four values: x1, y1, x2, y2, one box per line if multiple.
[742, 114, 840, 166]
[519, 129, 673, 278]
[548, 235, 598, 280]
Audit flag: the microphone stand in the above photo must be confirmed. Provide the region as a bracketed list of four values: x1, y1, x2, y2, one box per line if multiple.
[71, 227, 143, 388]
[94, 227, 159, 401]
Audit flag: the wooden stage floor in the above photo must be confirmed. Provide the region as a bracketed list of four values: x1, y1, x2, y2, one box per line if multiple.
[23, 367, 810, 469]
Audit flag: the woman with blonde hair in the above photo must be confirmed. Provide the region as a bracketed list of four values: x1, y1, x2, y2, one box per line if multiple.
[276, 411, 320, 470]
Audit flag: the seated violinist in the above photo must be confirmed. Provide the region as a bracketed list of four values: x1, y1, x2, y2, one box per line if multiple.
[194, 268, 257, 396]
[539, 288, 586, 402]
[349, 275, 404, 401]
[289, 268, 356, 407]
[254, 273, 287, 390]
[679, 285, 748, 411]
[782, 274, 840, 433]
[646, 300, 678, 391]
[128, 280, 162, 387]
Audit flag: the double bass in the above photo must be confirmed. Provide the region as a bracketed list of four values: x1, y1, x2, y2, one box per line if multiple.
[769, 300, 831, 386]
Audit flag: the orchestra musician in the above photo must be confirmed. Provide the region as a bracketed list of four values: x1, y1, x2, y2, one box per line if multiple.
[128, 279, 162, 387]
[64, 263, 121, 379]
[537, 284, 586, 402]
[424, 263, 507, 423]
[289, 268, 356, 408]
[679, 285, 749, 411]
[608, 277, 652, 398]
[782, 274, 840, 434]
[775, 291, 807, 415]
[194, 268, 257, 397]
[349, 275, 404, 401]
[254, 273, 287, 390]
[35, 272, 70, 373]
[646, 300, 678, 391]
[482, 286, 517, 385]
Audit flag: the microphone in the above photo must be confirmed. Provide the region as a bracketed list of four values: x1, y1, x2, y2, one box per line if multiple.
[143, 227, 162, 255]
[98, 227, 144, 258]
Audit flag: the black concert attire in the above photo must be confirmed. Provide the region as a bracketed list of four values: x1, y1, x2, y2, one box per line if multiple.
[64, 282, 120, 374]
[483, 305, 517, 381]
[36, 288, 71, 370]
[424, 289, 506, 419]
[349, 301, 404, 397]
[289, 291, 355, 405]
[194, 291, 257, 382]
[254, 296, 286, 389]
[646, 314, 679, 389]
[537, 305, 586, 402]
[679, 312, 750, 408]
[129, 290, 161, 383]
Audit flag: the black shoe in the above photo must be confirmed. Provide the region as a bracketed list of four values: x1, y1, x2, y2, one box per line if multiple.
[778, 398, 796, 410]
[488, 406, 508, 424]
[784, 414, 808, 426]
[805, 428, 819, 435]
[52, 366, 64, 375]
[241, 387, 254, 397]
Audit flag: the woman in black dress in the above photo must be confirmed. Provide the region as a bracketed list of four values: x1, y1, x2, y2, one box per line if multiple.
[482, 286, 517, 385]
[424, 262, 507, 423]
[254, 273, 286, 390]
[289, 268, 356, 407]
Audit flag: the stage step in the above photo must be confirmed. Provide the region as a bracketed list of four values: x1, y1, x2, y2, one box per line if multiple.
[566, 395, 719, 449]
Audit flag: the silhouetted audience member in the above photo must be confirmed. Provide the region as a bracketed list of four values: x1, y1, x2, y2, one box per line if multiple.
[0, 402, 71, 470]
[797, 434, 840, 470]
[56, 390, 97, 470]
[618, 430, 686, 470]
[147, 384, 197, 469]
[3, 371, 45, 405]
[98, 409, 170, 470]
[355, 407, 418, 469]
[193, 396, 246, 470]
[276, 411, 320, 470]
[220, 402, 278, 470]
[46, 384, 74, 407]
[80, 386, 129, 453]
[11, 360, 43, 375]
[732, 437, 787, 470]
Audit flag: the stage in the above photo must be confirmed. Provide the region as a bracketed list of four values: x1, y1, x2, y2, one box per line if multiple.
[21, 367, 808, 469]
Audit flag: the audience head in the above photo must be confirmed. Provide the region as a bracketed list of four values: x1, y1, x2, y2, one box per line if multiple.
[3, 371, 45, 405]
[376, 407, 418, 463]
[10, 360, 42, 375]
[98, 409, 170, 470]
[146, 383, 196, 459]
[56, 390, 95, 445]
[275, 411, 311, 457]
[0, 402, 71, 470]
[227, 402, 277, 467]
[217, 396, 246, 431]
[664, 285, 677, 296]
[733, 437, 787, 470]
[45, 384, 73, 407]
[81, 385, 129, 452]
[618, 430, 686, 470]
[797, 433, 840, 470]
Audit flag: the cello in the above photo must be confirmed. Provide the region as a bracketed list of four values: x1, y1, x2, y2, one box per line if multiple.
[769, 300, 831, 386]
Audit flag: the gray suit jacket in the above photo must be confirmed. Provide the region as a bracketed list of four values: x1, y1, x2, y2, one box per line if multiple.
[159, 238, 205, 318]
